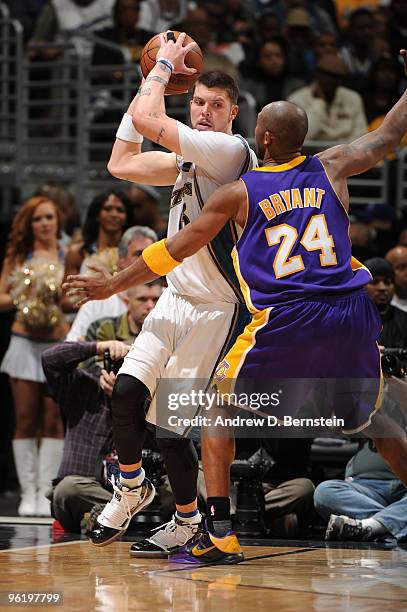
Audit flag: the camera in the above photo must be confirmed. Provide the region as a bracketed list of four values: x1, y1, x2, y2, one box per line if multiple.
[103, 350, 124, 375]
[230, 447, 274, 537]
[381, 348, 407, 378]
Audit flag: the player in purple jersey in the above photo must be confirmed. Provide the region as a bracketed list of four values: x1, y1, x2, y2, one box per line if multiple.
[64, 50, 407, 565]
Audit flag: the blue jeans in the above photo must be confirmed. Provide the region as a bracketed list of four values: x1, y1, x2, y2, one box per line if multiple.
[314, 478, 407, 541]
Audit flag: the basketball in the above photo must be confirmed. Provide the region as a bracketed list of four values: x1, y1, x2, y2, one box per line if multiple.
[140, 31, 203, 95]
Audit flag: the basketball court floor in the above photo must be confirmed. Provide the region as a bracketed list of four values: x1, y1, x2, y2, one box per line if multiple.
[0, 522, 406, 611]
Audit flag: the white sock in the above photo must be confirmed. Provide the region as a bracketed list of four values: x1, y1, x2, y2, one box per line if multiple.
[176, 510, 202, 524]
[120, 467, 145, 489]
[360, 517, 389, 536]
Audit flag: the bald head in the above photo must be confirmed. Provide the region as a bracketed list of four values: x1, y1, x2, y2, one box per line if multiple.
[386, 246, 407, 264]
[255, 101, 308, 160]
[386, 246, 407, 298]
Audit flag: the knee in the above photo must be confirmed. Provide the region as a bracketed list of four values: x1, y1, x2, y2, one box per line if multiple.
[52, 476, 81, 506]
[313, 480, 343, 515]
[112, 375, 149, 419]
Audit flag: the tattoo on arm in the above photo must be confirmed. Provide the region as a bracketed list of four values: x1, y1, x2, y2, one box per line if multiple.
[138, 87, 152, 97]
[157, 62, 172, 76]
[156, 127, 165, 144]
[146, 75, 169, 87]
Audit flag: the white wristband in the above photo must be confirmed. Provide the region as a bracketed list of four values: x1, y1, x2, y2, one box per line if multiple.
[116, 113, 143, 143]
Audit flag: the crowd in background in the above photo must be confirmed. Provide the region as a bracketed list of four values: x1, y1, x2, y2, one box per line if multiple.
[0, 0, 407, 543]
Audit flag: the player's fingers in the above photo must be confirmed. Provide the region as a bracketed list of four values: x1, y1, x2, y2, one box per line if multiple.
[177, 32, 186, 46]
[166, 30, 176, 43]
[159, 33, 166, 47]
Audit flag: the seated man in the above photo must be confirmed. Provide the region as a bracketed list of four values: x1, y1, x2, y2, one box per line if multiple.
[314, 440, 407, 542]
[42, 338, 129, 533]
[41, 282, 161, 532]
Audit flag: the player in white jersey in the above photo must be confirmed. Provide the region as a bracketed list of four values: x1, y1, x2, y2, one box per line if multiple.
[73, 33, 257, 556]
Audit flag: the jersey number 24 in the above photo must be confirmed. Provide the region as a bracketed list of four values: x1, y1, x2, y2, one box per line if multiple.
[265, 214, 337, 279]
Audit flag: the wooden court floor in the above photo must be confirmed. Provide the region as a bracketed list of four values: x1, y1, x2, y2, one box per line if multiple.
[0, 527, 407, 611]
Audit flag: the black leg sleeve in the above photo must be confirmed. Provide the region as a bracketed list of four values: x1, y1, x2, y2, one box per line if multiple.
[111, 374, 150, 465]
[156, 433, 198, 506]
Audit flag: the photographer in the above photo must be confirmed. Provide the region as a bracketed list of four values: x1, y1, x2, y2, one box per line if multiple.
[41, 339, 130, 533]
[313, 257, 407, 542]
[41, 282, 162, 532]
[365, 257, 407, 352]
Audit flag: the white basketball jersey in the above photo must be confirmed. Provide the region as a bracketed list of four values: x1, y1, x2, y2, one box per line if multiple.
[167, 124, 257, 303]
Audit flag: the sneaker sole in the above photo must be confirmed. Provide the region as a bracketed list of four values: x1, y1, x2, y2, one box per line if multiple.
[90, 483, 157, 547]
[130, 548, 168, 559]
[170, 552, 244, 565]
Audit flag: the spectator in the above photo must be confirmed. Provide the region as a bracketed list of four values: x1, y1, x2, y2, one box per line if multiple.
[138, 0, 187, 34]
[86, 282, 162, 345]
[315, 441, 407, 542]
[239, 38, 304, 113]
[364, 55, 405, 124]
[66, 225, 157, 341]
[0, 196, 67, 517]
[339, 8, 375, 93]
[61, 189, 132, 313]
[126, 185, 167, 237]
[29, 0, 115, 59]
[335, 0, 381, 29]
[34, 183, 81, 247]
[177, 7, 239, 80]
[288, 54, 368, 142]
[91, 0, 152, 67]
[266, 0, 336, 35]
[255, 10, 282, 44]
[386, 246, 407, 312]
[365, 257, 407, 348]
[313, 30, 338, 61]
[283, 8, 316, 81]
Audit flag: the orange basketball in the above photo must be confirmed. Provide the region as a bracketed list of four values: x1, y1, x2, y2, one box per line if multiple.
[140, 31, 203, 95]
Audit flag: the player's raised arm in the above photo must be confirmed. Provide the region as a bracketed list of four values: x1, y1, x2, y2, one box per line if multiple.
[62, 181, 245, 305]
[131, 32, 197, 154]
[319, 49, 407, 178]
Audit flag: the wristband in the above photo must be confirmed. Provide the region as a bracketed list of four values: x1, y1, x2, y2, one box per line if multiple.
[141, 239, 181, 276]
[156, 57, 174, 73]
[116, 113, 143, 143]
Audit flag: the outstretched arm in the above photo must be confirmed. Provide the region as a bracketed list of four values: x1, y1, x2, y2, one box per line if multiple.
[63, 181, 246, 305]
[319, 49, 407, 178]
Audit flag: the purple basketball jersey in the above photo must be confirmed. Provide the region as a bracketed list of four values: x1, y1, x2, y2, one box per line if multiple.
[236, 156, 372, 310]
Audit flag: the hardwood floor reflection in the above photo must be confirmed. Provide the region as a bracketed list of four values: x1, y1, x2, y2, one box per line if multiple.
[0, 527, 407, 611]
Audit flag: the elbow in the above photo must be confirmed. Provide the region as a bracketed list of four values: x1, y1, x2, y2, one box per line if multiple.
[107, 160, 128, 180]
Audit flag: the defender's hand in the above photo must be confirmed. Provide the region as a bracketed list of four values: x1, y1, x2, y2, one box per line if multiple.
[63, 263, 113, 306]
[157, 32, 197, 75]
